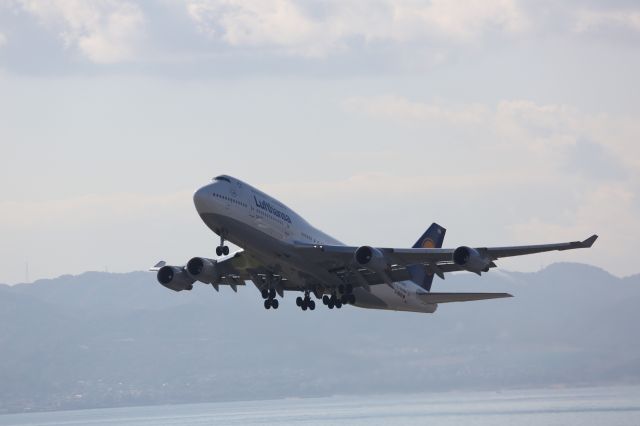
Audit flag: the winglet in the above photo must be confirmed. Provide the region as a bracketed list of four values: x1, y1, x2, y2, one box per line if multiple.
[581, 234, 598, 248]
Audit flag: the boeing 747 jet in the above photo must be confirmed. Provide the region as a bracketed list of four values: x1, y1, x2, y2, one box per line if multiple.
[151, 175, 597, 314]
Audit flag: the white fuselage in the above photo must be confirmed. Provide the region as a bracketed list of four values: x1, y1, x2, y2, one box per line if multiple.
[193, 176, 437, 313]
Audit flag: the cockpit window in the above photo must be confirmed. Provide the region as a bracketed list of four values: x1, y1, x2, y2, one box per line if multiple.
[214, 176, 231, 183]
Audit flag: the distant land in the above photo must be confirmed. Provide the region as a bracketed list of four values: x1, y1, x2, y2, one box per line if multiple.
[0, 263, 638, 414]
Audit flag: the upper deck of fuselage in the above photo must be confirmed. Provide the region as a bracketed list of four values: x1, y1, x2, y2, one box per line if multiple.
[193, 175, 342, 246]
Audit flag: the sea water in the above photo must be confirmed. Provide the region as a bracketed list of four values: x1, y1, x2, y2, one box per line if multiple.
[1, 386, 639, 426]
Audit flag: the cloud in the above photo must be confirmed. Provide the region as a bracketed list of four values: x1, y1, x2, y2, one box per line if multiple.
[507, 183, 637, 273]
[4, 1, 640, 68]
[18, 0, 146, 63]
[343, 95, 491, 126]
[185, 0, 338, 57]
[0, 191, 191, 230]
[340, 94, 640, 271]
[574, 8, 640, 34]
[565, 139, 627, 181]
[183, 0, 529, 57]
[391, 0, 529, 42]
[343, 95, 640, 171]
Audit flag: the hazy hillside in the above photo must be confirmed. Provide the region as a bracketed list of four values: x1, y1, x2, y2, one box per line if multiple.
[1, 263, 638, 413]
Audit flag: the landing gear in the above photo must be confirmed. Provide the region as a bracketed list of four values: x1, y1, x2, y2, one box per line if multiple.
[263, 296, 278, 310]
[262, 286, 279, 310]
[216, 235, 230, 256]
[297, 291, 315, 311]
[324, 292, 341, 309]
[323, 284, 356, 310]
[340, 293, 356, 304]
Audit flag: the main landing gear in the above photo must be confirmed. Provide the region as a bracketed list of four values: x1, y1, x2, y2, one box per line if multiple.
[322, 284, 356, 309]
[296, 291, 316, 311]
[261, 287, 279, 309]
[216, 235, 229, 256]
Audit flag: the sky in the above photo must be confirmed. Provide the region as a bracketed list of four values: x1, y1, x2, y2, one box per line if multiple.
[0, 0, 639, 284]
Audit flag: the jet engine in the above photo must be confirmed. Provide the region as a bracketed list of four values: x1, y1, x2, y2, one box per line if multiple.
[186, 257, 220, 284]
[354, 246, 389, 272]
[157, 266, 195, 292]
[452, 246, 491, 274]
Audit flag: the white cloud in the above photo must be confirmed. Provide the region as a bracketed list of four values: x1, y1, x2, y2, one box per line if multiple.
[507, 184, 637, 274]
[186, 0, 338, 57]
[0, 191, 190, 230]
[344, 95, 640, 170]
[344, 95, 491, 126]
[340, 94, 640, 274]
[391, 0, 529, 42]
[184, 0, 529, 57]
[18, 0, 146, 63]
[574, 8, 640, 33]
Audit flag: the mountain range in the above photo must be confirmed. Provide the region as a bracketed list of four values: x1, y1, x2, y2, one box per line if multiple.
[0, 263, 638, 413]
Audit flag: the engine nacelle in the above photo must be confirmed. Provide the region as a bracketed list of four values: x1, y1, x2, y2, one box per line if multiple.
[452, 246, 491, 274]
[186, 257, 220, 284]
[354, 246, 389, 272]
[157, 266, 195, 292]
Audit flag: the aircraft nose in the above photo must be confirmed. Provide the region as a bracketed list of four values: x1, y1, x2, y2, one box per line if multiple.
[193, 185, 211, 213]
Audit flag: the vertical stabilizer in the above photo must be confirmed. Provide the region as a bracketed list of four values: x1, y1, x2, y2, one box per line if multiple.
[410, 223, 446, 291]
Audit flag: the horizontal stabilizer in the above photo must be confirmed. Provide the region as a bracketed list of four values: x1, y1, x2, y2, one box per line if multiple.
[149, 261, 166, 272]
[418, 292, 512, 304]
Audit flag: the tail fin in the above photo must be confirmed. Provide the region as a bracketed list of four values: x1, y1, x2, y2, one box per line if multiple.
[411, 223, 446, 291]
[412, 223, 446, 249]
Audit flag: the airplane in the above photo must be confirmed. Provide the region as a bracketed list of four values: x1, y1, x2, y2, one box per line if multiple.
[150, 175, 598, 314]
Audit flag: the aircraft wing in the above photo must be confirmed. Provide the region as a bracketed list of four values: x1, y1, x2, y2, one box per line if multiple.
[298, 234, 597, 265]
[292, 234, 597, 287]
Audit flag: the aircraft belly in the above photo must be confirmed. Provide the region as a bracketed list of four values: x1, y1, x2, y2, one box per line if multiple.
[198, 212, 326, 289]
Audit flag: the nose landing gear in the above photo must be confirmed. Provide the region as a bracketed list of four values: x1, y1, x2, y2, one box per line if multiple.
[216, 235, 230, 256]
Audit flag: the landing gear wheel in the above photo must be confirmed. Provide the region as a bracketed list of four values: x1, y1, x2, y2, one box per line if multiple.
[296, 296, 303, 307]
[216, 247, 222, 256]
[308, 300, 315, 310]
[301, 303, 308, 311]
[264, 300, 271, 309]
[328, 301, 334, 309]
[261, 288, 269, 299]
[222, 246, 229, 255]
[269, 288, 276, 299]
[322, 295, 330, 305]
[335, 300, 342, 309]
[271, 299, 279, 309]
